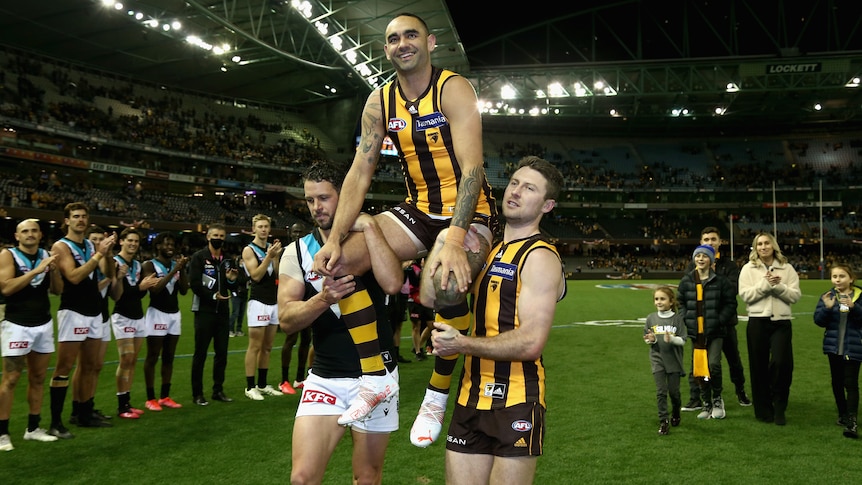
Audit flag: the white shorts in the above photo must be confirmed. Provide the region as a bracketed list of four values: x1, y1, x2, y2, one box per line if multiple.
[97, 318, 112, 342]
[1, 319, 55, 357]
[146, 308, 182, 337]
[246, 300, 278, 328]
[295, 369, 399, 433]
[112, 314, 147, 340]
[56, 309, 103, 342]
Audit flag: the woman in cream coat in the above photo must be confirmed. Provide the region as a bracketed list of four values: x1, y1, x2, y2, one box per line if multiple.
[738, 232, 801, 425]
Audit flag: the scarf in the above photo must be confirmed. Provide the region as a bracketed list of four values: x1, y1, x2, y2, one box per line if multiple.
[693, 271, 711, 381]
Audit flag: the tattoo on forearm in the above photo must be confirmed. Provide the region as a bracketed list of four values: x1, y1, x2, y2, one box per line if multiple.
[452, 166, 482, 229]
[359, 99, 383, 164]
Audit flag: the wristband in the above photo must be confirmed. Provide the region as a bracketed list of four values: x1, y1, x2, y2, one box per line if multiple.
[445, 226, 467, 246]
[93, 253, 104, 262]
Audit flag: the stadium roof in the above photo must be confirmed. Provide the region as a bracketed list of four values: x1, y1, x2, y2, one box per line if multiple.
[2, 0, 862, 137]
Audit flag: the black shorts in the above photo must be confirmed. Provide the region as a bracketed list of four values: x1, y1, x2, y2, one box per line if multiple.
[387, 202, 497, 251]
[408, 301, 435, 322]
[445, 402, 545, 457]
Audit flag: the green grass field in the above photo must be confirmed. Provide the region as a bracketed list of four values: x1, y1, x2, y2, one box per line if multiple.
[2, 279, 861, 484]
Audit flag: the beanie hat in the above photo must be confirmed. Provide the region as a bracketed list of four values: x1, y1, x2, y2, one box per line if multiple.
[692, 245, 716, 264]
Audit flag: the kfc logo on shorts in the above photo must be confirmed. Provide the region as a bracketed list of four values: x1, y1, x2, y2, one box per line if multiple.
[8, 341, 29, 349]
[73, 327, 89, 335]
[301, 390, 337, 405]
[388, 118, 407, 132]
[511, 420, 533, 432]
[257, 315, 270, 322]
[154, 323, 168, 331]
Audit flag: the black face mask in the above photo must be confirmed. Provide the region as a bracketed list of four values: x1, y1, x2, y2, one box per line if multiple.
[209, 239, 224, 250]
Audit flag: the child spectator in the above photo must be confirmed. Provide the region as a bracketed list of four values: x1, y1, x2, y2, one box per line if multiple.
[814, 263, 862, 438]
[644, 286, 687, 435]
[678, 245, 738, 420]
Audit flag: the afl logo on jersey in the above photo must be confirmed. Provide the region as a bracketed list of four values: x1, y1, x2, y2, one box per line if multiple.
[388, 118, 408, 132]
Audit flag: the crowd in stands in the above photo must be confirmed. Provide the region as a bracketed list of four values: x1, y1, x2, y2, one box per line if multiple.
[4, 47, 862, 277]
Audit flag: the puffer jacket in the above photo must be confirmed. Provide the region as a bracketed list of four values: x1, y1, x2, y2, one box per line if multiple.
[677, 270, 738, 339]
[814, 287, 862, 361]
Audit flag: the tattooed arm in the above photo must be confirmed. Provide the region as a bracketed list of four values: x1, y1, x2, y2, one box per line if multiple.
[313, 90, 385, 277]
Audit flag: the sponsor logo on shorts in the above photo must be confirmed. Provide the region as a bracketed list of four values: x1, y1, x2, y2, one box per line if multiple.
[257, 315, 270, 322]
[514, 437, 528, 448]
[73, 327, 89, 335]
[446, 435, 466, 446]
[154, 323, 168, 331]
[511, 420, 533, 432]
[123, 327, 136, 333]
[392, 206, 417, 226]
[301, 390, 336, 405]
[483, 382, 506, 399]
[9, 341, 29, 349]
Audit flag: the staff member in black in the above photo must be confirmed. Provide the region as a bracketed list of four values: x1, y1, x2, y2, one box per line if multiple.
[189, 223, 238, 405]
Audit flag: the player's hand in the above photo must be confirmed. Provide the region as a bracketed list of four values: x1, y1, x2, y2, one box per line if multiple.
[318, 274, 356, 304]
[463, 226, 482, 253]
[35, 254, 57, 274]
[313, 239, 343, 277]
[431, 321, 460, 357]
[430, 243, 471, 294]
[99, 232, 117, 254]
[116, 264, 128, 279]
[267, 240, 282, 258]
[175, 255, 189, 270]
[139, 273, 160, 291]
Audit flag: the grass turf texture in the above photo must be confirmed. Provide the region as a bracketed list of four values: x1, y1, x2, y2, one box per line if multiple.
[2, 279, 860, 484]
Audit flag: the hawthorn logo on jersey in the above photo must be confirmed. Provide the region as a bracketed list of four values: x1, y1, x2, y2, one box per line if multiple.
[414, 112, 447, 131]
[8, 341, 28, 349]
[154, 323, 168, 331]
[488, 262, 516, 281]
[511, 420, 533, 432]
[301, 390, 337, 405]
[388, 118, 408, 132]
[483, 382, 506, 399]
[73, 327, 89, 335]
[257, 315, 271, 322]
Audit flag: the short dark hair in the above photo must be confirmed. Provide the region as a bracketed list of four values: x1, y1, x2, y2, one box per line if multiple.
[302, 160, 347, 192]
[207, 223, 226, 235]
[84, 225, 105, 238]
[119, 227, 141, 240]
[152, 232, 175, 248]
[701, 226, 721, 237]
[392, 12, 429, 35]
[515, 156, 564, 201]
